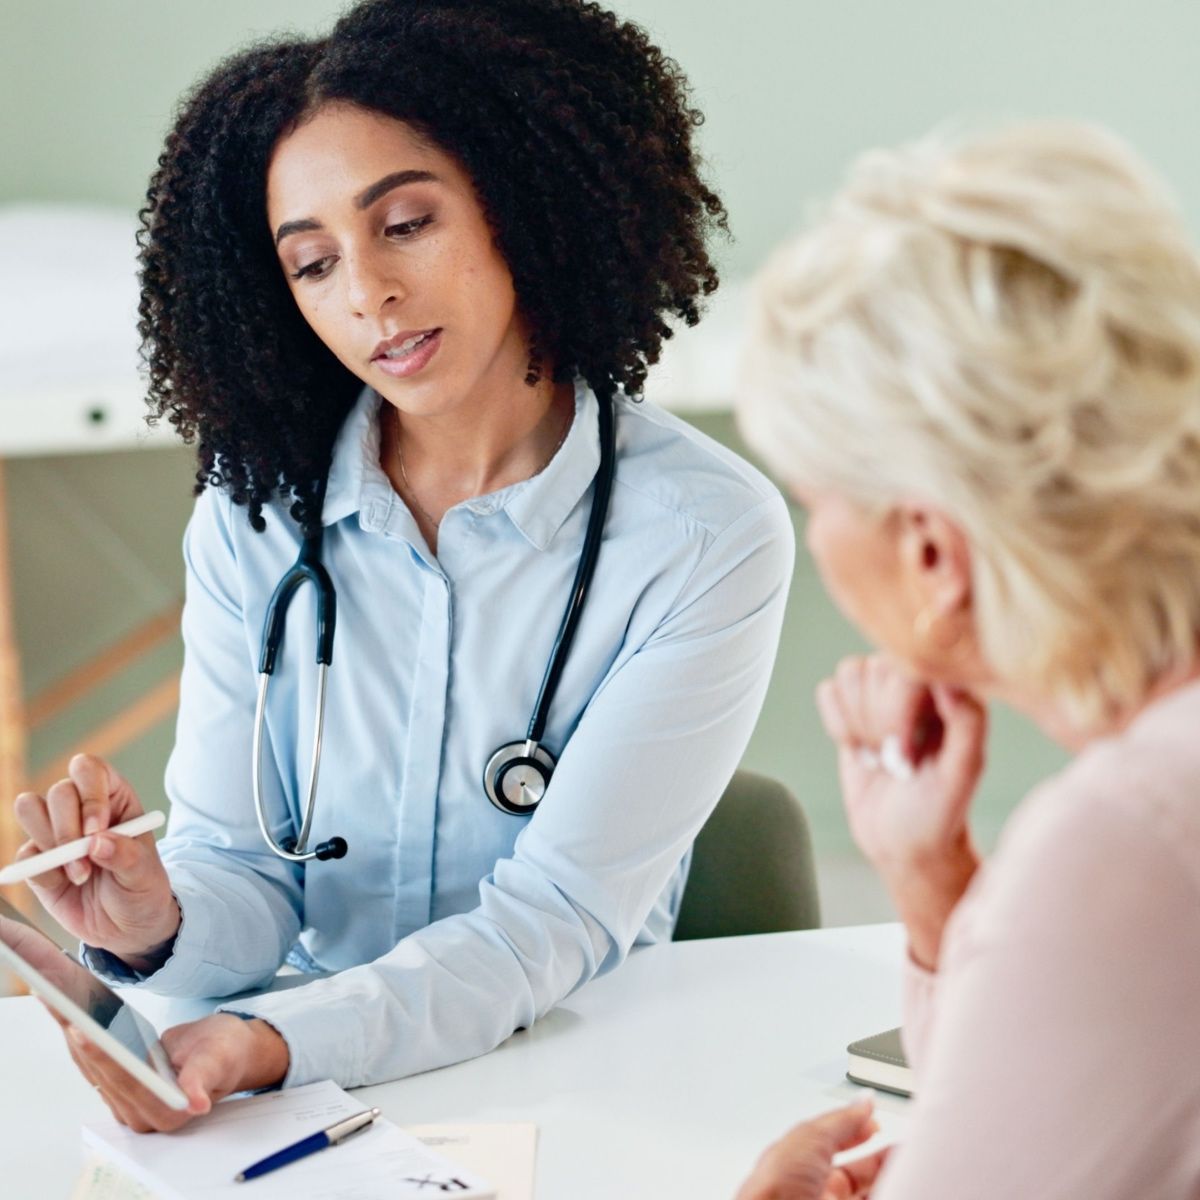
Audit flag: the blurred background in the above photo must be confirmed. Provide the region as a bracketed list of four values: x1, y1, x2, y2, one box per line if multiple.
[2, 0, 1198, 937]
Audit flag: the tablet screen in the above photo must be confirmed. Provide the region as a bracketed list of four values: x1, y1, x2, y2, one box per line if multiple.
[0, 896, 186, 1108]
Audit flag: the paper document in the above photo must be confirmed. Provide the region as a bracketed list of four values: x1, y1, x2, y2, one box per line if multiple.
[408, 1124, 537, 1200]
[71, 1155, 157, 1200]
[82, 1080, 495, 1199]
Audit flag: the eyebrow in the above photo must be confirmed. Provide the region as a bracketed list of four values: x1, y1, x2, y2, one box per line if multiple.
[274, 169, 440, 246]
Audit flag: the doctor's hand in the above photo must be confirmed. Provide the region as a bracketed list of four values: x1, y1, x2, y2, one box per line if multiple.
[59, 1012, 290, 1133]
[11, 754, 180, 968]
[816, 655, 986, 970]
[735, 1096, 888, 1200]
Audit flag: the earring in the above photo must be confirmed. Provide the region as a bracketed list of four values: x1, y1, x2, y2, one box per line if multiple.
[914, 605, 962, 651]
[914, 606, 936, 644]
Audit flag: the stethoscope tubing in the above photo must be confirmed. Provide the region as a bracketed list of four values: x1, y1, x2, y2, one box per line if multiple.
[253, 499, 343, 863]
[252, 394, 616, 858]
[252, 663, 330, 862]
[524, 392, 616, 746]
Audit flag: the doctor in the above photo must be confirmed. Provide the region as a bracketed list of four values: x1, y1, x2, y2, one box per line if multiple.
[10, 0, 792, 1131]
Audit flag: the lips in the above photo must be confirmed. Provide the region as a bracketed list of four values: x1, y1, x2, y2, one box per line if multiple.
[371, 328, 441, 361]
[371, 327, 443, 379]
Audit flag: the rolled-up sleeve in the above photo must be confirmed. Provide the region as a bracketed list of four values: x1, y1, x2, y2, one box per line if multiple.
[224, 495, 794, 1087]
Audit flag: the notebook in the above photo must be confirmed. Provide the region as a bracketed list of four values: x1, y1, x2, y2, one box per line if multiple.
[846, 1026, 913, 1097]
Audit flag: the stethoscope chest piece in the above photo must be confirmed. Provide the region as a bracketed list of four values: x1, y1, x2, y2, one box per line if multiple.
[254, 395, 615, 860]
[484, 741, 557, 815]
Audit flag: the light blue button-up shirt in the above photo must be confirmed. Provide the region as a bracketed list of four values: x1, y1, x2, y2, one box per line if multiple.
[93, 380, 793, 1088]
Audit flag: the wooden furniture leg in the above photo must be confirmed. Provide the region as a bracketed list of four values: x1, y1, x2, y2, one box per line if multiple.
[0, 460, 34, 918]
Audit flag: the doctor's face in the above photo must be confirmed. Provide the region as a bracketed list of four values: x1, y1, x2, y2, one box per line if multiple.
[266, 103, 532, 418]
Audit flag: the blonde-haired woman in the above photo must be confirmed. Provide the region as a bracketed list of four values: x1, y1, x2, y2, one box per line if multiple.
[734, 123, 1200, 1199]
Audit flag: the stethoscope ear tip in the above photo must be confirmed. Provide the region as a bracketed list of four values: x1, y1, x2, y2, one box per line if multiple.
[315, 837, 349, 861]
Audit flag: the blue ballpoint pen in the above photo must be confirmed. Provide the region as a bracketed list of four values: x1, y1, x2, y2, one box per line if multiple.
[234, 1107, 383, 1182]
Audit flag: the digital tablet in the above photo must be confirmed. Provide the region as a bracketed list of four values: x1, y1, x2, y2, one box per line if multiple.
[0, 896, 189, 1110]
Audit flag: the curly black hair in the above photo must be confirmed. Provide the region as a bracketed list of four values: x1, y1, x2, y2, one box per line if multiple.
[139, 0, 728, 532]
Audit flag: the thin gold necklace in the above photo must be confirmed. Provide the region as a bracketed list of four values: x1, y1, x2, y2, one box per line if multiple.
[395, 429, 443, 530]
[392, 400, 573, 529]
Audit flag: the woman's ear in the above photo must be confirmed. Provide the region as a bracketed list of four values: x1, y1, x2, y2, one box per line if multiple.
[897, 505, 972, 620]
[892, 504, 990, 685]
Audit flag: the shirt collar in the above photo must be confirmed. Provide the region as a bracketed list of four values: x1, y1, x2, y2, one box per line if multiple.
[501, 378, 601, 551]
[320, 384, 384, 527]
[319, 379, 603, 552]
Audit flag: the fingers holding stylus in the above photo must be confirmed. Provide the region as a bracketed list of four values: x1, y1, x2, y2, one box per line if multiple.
[71, 752, 148, 840]
[5, 754, 176, 956]
[11, 754, 141, 885]
[12, 793, 72, 896]
[14, 754, 140, 844]
[46, 777, 91, 883]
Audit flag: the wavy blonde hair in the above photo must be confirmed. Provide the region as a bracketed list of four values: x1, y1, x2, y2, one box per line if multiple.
[737, 121, 1200, 727]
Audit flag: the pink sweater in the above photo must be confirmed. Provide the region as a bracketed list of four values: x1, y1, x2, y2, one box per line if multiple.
[873, 680, 1200, 1199]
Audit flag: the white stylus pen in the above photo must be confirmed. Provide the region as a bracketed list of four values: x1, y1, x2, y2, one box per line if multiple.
[0, 810, 166, 885]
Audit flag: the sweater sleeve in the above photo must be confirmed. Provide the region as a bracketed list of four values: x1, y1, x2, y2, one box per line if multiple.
[874, 787, 1200, 1199]
[898, 952, 939, 1074]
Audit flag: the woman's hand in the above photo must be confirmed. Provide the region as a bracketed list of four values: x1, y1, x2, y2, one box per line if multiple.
[736, 1096, 888, 1200]
[10, 908, 290, 1129]
[0, 911, 80, 991]
[61, 1012, 290, 1133]
[816, 655, 987, 968]
[11, 754, 180, 968]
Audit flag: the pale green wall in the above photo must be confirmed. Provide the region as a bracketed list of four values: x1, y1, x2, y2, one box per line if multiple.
[5, 1, 1200, 275]
[11, 0, 1198, 855]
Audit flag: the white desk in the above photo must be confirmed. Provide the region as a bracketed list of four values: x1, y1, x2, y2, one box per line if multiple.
[0, 925, 910, 1200]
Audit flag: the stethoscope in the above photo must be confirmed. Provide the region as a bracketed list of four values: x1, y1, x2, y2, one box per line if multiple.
[251, 395, 617, 864]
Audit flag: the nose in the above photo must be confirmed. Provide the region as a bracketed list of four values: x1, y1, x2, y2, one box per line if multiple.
[343, 251, 405, 318]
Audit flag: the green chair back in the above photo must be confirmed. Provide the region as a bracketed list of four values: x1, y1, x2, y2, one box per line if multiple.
[674, 769, 821, 940]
